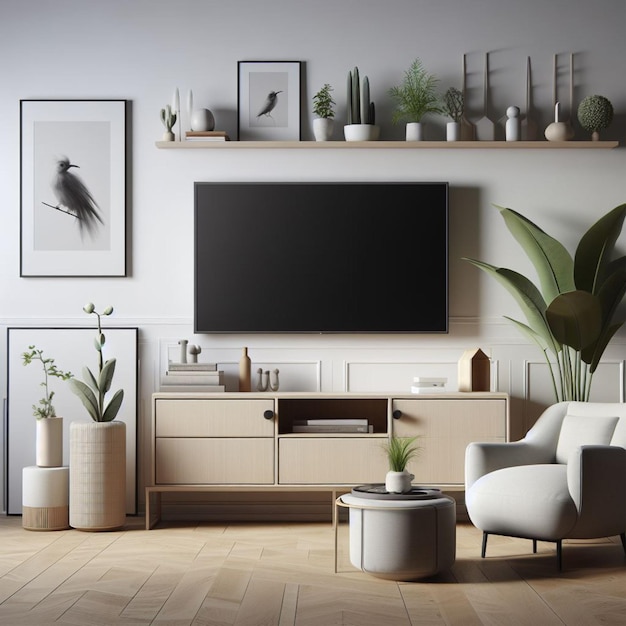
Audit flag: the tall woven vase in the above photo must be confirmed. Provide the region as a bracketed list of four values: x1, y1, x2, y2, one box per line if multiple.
[69, 421, 126, 531]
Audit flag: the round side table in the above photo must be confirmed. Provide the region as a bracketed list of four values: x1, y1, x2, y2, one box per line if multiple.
[22, 466, 70, 531]
[335, 485, 456, 580]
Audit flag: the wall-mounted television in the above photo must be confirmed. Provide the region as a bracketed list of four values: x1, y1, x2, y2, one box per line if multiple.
[195, 182, 448, 333]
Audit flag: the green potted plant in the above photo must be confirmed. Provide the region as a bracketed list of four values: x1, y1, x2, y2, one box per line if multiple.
[577, 94, 614, 140]
[312, 83, 335, 142]
[441, 87, 464, 141]
[22, 346, 73, 467]
[383, 436, 420, 493]
[344, 67, 378, 141]
[160, 104, 177, 141]
[388, 58, 441, 141]
[68, 303, 126, 531]
[464, 203, 626, 402]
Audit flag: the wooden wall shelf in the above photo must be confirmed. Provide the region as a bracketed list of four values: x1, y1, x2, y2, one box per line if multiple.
[156, 140, 619, 150]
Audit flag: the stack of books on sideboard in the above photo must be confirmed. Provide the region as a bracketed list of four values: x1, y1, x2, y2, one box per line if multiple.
[292, 419, 373, 433]
[162, 361, 225, 392]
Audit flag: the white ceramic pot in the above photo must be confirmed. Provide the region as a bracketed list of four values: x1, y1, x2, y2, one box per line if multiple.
[190, 108, 215, 132]
[70, 421, 126, 531]
[344, 124, 380, 141]
[162, 131, 175, 141]
[446, 122, 461, 142]
[313, 117, 334, 141]
[385, 470, 414, 494]
[406, 122, 424, 141]
[36, 417, 63, 467]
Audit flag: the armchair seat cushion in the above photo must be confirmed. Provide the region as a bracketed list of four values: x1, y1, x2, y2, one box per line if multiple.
[467, 464, 578, 540]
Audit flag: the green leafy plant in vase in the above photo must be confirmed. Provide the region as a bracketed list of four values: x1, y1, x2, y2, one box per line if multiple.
[464, 204, 626, 402]
[383, 436, 421, 493]
[69, 303, 124, 422]
[312, 83, 335, 141]
[389, 58, 442, 140]
[22, 346, 73, 467]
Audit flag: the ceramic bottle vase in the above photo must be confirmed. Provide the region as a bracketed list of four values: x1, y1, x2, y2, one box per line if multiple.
[239, 347, 251, 392]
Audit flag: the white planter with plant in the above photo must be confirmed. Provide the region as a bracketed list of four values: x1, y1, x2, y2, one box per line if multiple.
[383, 436, 420, 493]
[69, 303, 126, 531]
[22, 346, 73, 468]
[442, 87, 464, 141]
[312, 83, 335, 141]
[389, 58, 441, 141]
[464, 204, 626, 402]
[344, 67, 379, 141]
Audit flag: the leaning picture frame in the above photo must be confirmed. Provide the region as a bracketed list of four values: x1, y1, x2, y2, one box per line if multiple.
[237, 61, 302, 141]
[20, 99, 127, 277]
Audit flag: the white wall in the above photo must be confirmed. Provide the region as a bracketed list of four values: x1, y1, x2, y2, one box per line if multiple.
[2, 0, 626, 512]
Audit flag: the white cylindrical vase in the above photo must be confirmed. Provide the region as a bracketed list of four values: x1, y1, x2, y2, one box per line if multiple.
[446, 122, 461, 141]
[70, 421, 126, 531]
[36, 417, 64, 467]
[406, 122, 424, 141]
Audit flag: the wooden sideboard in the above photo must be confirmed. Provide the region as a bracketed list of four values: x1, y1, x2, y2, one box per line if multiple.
[147, 391, 510, 528]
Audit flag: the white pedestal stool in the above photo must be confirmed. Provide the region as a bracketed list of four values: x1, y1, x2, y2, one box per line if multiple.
[22, 466, 70, 531]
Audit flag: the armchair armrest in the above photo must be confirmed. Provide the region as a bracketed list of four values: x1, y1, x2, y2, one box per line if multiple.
[567, 445, 626, 537]
[465, 440, 551, 490]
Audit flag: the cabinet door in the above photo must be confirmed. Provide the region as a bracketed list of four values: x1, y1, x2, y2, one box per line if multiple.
[155, 399, 275, 437]
[278, 438, 388, 484]
[156, 438, 274, 484]
[392, 399, 506, 485]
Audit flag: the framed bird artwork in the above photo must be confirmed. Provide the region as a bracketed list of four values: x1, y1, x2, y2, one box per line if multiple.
[237, 61, 302, 141]
[20, 99, 127, 276]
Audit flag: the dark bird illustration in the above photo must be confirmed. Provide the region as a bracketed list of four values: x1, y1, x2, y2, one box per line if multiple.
[48, 157, 103, 238]
[257, 90, 282, 117]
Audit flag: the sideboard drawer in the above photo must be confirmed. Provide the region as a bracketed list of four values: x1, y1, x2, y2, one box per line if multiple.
[155, 398, 275, 437]
[156, 438, 274, 484]
[278, 437, 388, 484]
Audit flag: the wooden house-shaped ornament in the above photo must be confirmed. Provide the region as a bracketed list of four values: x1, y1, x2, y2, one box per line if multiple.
[458, 348, 491, 392]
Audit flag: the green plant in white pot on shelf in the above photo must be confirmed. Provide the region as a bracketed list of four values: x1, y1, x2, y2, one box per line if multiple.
[68, 302, 127, 531]
[22, 346, 73, 467]
[441, 87, 464, 141]
[312, 83, 335, 141]
[464, 203, 626, 402]
[383, 436, 420, 493]
[389, 58, 442, 141]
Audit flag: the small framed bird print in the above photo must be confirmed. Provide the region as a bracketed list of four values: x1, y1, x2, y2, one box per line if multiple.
[237, 61, 302, 141]
[20, 99, 127, 276]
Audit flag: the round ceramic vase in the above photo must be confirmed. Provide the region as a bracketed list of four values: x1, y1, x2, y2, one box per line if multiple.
[313, 118, 334, 141]
[385, 470, 414, 494]
[191, 108, 215, 132]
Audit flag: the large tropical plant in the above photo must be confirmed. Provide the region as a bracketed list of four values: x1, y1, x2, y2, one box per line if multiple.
[69, 303, 124, 422]
[464, 204, 626, 402]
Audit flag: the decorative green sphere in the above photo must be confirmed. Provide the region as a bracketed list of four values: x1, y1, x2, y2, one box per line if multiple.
[577, 95, 614, 133]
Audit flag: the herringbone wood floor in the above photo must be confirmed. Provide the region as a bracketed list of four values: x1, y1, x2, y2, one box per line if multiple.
[0, 515, 625, 625]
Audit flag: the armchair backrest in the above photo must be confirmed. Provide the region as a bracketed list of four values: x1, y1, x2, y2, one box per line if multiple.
[524, 402, 626, 463]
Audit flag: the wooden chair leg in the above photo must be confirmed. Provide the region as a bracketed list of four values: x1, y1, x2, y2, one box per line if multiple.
[532, 539, 537, 553]
[481, 532, 488, 558]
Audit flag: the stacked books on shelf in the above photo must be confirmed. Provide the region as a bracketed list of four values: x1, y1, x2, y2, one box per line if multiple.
[185, 131, 230, 142]
[162, 361, 225, 392]
[411, 377, 448, 394]
[292, 419, 373, 433]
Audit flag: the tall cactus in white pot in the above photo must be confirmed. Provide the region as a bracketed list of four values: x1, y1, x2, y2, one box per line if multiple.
[68, 303, 126, 531]
[344, 66, 379, 141]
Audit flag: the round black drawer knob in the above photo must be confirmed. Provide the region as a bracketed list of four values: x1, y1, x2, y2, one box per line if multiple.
[263, 410, 275, 420]
[392, 410, 402, 420]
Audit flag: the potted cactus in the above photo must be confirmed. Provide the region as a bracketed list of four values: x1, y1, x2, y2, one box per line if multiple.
[344, 67, 379, 141]
[160, 104, 177, 141]
[312, 83, 335, 141]
[577, 95, 614, 141]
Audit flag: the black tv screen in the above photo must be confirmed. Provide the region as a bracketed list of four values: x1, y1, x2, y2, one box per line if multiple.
[195, 182, 448, 333]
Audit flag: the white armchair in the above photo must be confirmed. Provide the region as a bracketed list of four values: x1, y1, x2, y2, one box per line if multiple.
[465, 401, 626, 569]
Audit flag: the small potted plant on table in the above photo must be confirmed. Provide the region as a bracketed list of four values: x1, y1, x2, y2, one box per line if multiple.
[383, 436, 420, 493]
